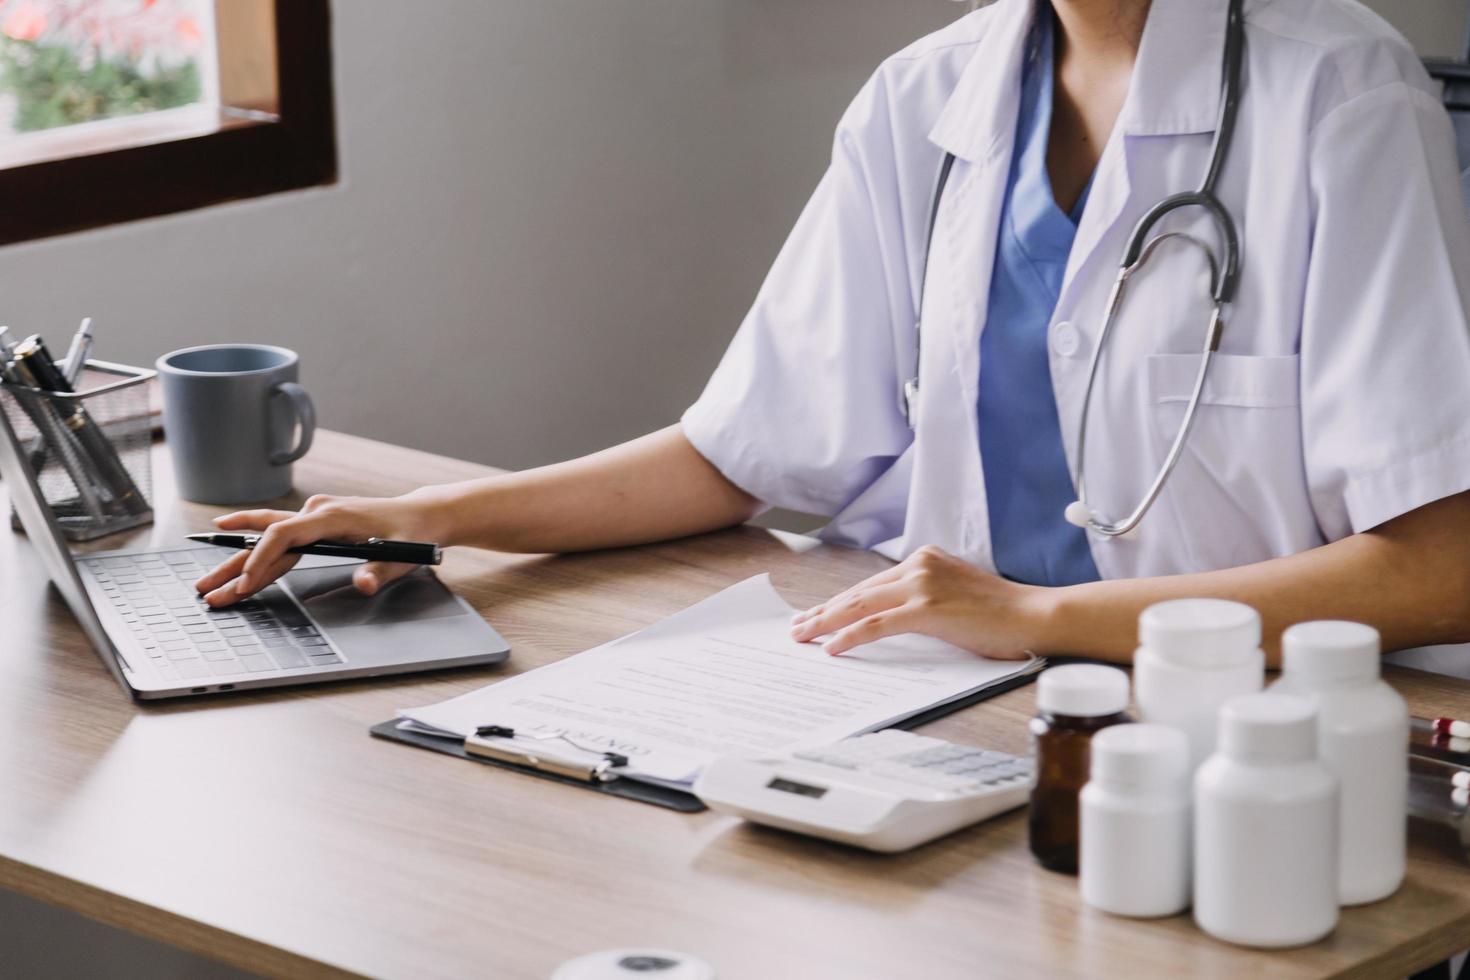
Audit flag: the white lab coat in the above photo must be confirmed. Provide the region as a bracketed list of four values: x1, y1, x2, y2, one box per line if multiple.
[683, 0, 1470, 586]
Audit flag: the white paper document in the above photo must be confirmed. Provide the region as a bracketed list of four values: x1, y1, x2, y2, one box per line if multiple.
[398, 574, 1039, 787]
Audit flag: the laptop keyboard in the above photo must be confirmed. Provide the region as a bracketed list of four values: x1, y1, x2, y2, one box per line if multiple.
[79, 549, 345, 682]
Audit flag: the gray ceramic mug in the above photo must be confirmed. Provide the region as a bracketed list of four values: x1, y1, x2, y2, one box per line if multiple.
[156, 344, 316, 504]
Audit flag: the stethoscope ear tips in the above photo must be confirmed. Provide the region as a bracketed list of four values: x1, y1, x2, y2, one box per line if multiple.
[1064, 500, 1093, 529]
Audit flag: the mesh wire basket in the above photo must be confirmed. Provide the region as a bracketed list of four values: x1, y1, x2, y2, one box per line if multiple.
[2, 359, 155, 541]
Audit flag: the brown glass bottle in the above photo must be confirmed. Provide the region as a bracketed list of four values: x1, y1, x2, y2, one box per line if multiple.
[1027, 665, 1133, 874]
[1028, 708, 1131, 873]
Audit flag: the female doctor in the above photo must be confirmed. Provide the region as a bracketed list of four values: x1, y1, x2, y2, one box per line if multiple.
[198, 0, 1470, 665]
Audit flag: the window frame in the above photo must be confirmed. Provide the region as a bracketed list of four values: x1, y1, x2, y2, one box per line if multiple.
[0, 0, 336, 247]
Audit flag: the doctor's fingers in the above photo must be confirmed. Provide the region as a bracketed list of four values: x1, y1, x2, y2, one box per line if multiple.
[237, 510, 359, 593]
[203, 552, 301, 607]
[213, 508, 300, 532]
[790, 582, 910, 643]
[353, 561, 415, 595]
[194, 509, 300, 593]
[791, 564, 908, 629]
[195, 549, 248, 594]
[822, 601, 928, 657]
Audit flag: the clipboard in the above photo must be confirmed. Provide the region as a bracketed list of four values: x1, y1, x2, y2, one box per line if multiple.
[368, 662, 1042, 813]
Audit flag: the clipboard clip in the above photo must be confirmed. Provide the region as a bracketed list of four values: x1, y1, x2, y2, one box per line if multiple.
[467, 724, 630, 783]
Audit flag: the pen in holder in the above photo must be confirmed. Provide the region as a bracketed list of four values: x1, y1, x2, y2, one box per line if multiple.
[1, 359, 156, 541]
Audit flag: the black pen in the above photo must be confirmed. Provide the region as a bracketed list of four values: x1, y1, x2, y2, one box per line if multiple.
[186, 533, 443, 565]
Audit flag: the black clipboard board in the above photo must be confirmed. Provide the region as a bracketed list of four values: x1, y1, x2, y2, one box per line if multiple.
[369, 664, 1041, 813]
[369, 718, 707, 812]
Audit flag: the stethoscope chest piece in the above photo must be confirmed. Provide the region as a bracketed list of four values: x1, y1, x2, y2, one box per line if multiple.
[1063, 500, 1092, 529]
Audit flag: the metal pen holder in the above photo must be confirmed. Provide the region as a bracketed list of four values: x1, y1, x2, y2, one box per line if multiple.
[2, 359, 156, 541]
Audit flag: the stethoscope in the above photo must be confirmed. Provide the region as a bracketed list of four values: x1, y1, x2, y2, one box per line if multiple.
[906, 0, 1245, 538]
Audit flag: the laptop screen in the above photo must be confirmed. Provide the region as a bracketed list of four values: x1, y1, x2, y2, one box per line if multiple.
[0, 398, 133, 692]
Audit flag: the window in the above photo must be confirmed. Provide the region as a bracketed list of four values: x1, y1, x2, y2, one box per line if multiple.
[0, 1, 216, 137]
[0, 0, 335, 246]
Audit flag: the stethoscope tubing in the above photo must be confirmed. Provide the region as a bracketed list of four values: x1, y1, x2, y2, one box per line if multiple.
[905, 0, 1246, 538]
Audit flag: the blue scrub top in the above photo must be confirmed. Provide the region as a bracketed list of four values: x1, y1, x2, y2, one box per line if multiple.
[976, 12, 1101, 588]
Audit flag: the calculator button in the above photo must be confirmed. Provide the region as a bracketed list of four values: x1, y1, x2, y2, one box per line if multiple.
[792, 750, 858, 769]
[867, 762, 965, 787]
[933, 757, 990, 775]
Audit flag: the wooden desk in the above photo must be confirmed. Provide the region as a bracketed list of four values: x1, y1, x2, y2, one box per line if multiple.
[3, 430, 1469, 980]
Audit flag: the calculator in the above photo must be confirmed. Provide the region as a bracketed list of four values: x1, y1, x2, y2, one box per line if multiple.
[693, 730, 1033, 853]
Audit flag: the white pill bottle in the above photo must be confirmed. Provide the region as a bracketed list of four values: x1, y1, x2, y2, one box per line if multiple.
[1134, 599, 1265, 773]
[1271, 621, 1408, 905]
[1194, 693, 1339, 948]
[1080, 723, 1192, 918]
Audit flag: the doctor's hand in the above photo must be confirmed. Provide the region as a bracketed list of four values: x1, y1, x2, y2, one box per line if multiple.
[788, 546, 1051, 660]
[194, 492, 443, 607]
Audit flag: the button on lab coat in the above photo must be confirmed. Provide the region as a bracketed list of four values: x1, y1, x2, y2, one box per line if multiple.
[683, 0, 1470, 583]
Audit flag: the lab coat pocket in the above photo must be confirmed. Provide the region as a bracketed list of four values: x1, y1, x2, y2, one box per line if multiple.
[1147, 353, 1306, 570]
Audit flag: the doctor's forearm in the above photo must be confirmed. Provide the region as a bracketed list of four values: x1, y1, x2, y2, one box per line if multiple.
[196, 426, 760, 605]
[415, 424, 762, 554]
[1043, 492, 1470, 665]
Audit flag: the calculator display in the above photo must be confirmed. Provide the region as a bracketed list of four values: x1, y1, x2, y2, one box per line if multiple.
[766, 777, 827, 799]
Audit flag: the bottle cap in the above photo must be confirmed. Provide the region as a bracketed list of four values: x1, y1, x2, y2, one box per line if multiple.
[1089, 723, 1190, 791]
[1218, 692, 1318, 764]
[1282, 620, 1380, 685]
[1037, 664, 1129, 718]
[1139, 598, 1261, 669]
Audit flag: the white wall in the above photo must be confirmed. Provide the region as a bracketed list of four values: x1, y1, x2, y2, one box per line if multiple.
[1, 0, 965, 472]
[1382, 0, 1465, 58]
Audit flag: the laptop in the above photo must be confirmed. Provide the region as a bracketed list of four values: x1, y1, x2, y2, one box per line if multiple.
[0, 404, 510, 700]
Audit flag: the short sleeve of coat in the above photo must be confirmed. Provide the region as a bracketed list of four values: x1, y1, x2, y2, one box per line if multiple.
[1301, 81, 1470, 537]
[682, 72, 923, 516]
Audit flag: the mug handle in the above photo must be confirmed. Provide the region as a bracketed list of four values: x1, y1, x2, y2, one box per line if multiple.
[268, 382, 316, 465]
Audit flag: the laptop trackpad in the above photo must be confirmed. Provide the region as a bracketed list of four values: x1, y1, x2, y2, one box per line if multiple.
[282, 565, 499, 666]
[285, 564, 469, 627]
